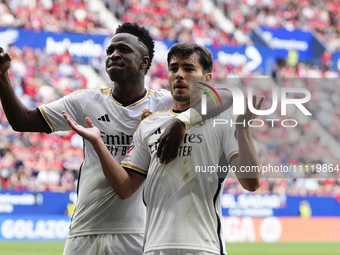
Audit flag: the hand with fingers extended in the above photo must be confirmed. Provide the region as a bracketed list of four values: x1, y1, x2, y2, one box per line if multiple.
[236, 95, 264, 131]
[156, 118, 186, 164]
[62, 111, 102, 145]
[0, 47, 12, 75]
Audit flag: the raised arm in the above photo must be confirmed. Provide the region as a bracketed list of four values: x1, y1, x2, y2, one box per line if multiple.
[230, 95, 264, 192]
[191, 89, 233, 121]
[156, 90, 233, 164]
[62, 111, 145, 199]
[0, 47, 49, 132]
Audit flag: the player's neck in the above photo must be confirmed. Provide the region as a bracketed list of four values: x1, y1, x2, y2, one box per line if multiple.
[172, 101, 190, 111]
[112, 82, 146, 105]
[172, 96, 200, 111]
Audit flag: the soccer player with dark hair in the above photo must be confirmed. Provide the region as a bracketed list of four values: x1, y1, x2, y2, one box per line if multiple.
[63, 41, 262, 255]
[0, 24, 232, 254]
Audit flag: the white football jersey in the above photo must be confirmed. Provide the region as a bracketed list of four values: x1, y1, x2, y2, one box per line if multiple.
[38, 87, 172, 237]
[122, 108, 239, 254]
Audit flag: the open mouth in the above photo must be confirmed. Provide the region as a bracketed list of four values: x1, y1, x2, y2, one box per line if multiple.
[174, 83, 187, 90]
[107, 61, 124, 68]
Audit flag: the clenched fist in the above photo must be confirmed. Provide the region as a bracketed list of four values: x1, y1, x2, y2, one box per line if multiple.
[0, 47, 12, 75]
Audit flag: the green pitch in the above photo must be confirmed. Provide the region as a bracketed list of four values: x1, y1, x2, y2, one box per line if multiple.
[1, 242, 340, 255]
[0, 241, 65, 255]
[226, 242, 340, 255]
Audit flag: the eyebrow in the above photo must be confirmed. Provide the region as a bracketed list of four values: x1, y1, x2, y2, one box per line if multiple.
[169, 63, 197, 68]
[106, 42, 133, 51]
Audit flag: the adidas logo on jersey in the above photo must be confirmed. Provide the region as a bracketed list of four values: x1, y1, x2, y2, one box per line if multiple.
[98, 114, 110, 122]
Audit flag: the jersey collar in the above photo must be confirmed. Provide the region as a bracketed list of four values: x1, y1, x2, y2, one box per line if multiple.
[111, 89, 148, 107]
[171, 107, 190, 114]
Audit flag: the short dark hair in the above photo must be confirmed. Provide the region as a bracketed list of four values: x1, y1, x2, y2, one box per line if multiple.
[115, 22, 155, 74]
[167, 42, 213, 73]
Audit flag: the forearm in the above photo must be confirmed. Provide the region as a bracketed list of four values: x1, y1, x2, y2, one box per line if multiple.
[0, 73, 28, 128]
[191, 90, 233, 121]
[0, 72, 47, 132]
[91, 139, 140, 199]
[236, 129, 261, 191]
[176, 90, 233, 128]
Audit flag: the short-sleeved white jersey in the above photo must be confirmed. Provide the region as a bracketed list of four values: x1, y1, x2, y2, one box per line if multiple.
[38, 87, 172, 237]
[122, 108, 239, 254]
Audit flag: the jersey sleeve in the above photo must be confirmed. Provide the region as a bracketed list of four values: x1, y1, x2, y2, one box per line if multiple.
[121, 123, 151, 176]
[37, 90, 90, 132]
[222, 111, 239, 164]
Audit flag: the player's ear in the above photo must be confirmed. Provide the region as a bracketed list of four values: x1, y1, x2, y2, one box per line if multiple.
[140, 56, 150, 70]
[204, 73, 212, 83]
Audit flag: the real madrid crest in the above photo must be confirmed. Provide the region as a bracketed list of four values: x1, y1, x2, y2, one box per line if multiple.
[193, 120, 206, 128]
[141, 109, 153, 120]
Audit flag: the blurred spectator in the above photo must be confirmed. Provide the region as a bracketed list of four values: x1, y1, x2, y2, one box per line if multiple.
[65, 199, 76, 217]
[321, 49, 333, 68]
[299, 200, 312, 218]
[287, 49, 299, 67]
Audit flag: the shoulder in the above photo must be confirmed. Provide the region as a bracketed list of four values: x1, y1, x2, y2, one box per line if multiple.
[146, 89, 171, 99]
[65, 87, 106, 101]
[135, 107, 173, 133]
[65, 87, 112, 105]
[147, 88, 170, 95]
[143, 107, 173, 122]
[69, 87, 104, 96]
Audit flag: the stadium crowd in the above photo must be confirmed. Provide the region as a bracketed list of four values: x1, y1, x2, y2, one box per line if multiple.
[0, 46, 85, 192]
[224, 177, 340, 202]
[0, 0, 110, 34]
[2, 0, 340, 50]
[105, 0, 238, 46]
[214, 0, 340, 52]
[213, 73, 340, 199]
[1, 44, 340, 200]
